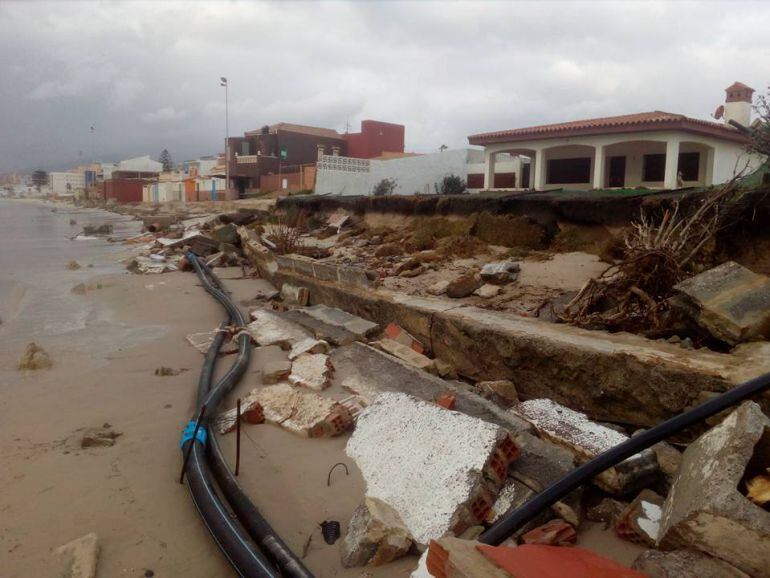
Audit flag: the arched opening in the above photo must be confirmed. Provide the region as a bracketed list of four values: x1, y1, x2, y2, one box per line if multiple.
[474, 148, 537, 190]
[602, 140, 668, 189]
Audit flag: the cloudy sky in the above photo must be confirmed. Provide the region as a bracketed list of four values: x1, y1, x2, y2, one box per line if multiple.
[0, 0, 768, 172]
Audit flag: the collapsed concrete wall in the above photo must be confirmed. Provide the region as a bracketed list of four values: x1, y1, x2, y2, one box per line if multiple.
[272, 268, 770, 427]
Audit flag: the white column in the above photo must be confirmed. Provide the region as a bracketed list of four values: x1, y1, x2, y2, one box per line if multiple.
[533, 149, 546, 190]
[664, 138, 680, 189]
[593, 145, 605, 189]
[704, 148, 715, 186]
[483, 150, 496, 189]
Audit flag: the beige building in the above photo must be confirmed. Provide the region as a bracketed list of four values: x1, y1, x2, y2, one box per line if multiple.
[469, 82, 762, 191]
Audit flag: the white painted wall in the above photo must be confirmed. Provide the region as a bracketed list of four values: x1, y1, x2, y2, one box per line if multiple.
[142, 180, 184, 203]
[315, 150, 473, 196]
[49, 172, 86, 194]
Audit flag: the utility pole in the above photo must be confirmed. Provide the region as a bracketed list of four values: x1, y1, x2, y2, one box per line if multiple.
[220, 77, 229, 199]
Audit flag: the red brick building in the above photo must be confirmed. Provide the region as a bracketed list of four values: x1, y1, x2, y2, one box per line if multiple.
[345, 120, 405, 160]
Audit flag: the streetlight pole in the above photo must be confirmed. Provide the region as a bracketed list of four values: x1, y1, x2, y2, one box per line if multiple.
[220, 76, 229, 200]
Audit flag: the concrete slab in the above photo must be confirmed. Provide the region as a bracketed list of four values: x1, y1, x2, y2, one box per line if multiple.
[245, 309, 311, 349]
[673, 261, 770, 345]
[512, 399, 659, 494]
[346, 392, 515, 545]
[657, 402, 770, 577]
[279, 309, 358, 345]
[303, 304, 379, 338]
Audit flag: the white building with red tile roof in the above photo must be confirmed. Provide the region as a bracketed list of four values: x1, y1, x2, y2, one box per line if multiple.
[468, 83, 763, 191]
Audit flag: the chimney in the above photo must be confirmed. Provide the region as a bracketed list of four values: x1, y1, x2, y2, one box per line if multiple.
[723, 81, 755, 127]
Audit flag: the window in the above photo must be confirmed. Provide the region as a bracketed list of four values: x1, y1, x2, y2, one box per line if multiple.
[547, 157, 591, 184]
[678, 152, 700, 181]
[643, 154, 665, 182]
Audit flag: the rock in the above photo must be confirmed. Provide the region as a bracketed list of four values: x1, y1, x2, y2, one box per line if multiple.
[512, 399, 659, 495]
[346, 392, 520, 545]
[288, 338, 330, 360]
[427, 279, 450, 296]
[81, 426, 121, 448]
[657, 402, 770, 577]
[54, 532, 99, 578]
[262, 359, 292, 384]
[474, 284, 501, 298]
[288, 353, 333, 391]
[66, 260, 82, 270]
[585, 497, 627, 525]
[154, 366, 182, 376]
[399, 265, 425, 278]
[384, 323, 425, 354]
[245, 309, 311, 349]
[83, 223, 113, 235]
[376, 339, 436, 373]
[280, 283, 309, 306]
[394, 258, 421, 275]
[374, 243, 402, 257]
[672, 261, 770, 345]
[17, 342, 53, 370]
[446, 273, 482, 299]
[521, 519, 577, 546]
[69, 218, 77, 226]
[434, 359, 457, 379]
[614, 489, 664, 546]
[477, 380, 519, 406]
[340, 497, 413, 567]
[210, 223, 240, 245]
[632, 550, 750, 578]
[480, 261, 520, 285]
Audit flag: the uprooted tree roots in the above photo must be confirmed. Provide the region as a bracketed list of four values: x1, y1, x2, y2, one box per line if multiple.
[560, 178, 764, 334]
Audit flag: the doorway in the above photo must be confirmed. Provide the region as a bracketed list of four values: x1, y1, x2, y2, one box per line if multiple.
[608, 156, 626, 188]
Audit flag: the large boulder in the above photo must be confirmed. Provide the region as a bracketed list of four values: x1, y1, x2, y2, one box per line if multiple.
[657, 402, 770, 577]
[340, 497, 413, 567]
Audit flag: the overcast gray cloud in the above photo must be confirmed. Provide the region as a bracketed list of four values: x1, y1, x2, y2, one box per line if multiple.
[0, 0, 768, 172]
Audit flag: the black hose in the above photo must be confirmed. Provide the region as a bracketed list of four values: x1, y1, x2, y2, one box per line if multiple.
[479, 370, 770, 545]
[190, 253, 314, 578]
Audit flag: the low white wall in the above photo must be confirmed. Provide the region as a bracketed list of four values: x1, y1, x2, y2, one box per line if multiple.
[315, 150, 471, 196]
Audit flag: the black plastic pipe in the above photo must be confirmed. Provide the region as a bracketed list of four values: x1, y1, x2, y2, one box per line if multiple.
[189, 254, 314, 578]
[479, 370, 770, 545]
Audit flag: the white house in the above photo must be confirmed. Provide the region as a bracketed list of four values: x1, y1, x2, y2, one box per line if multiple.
[468, 82, 763, 191]
[49, 171, 86, 195]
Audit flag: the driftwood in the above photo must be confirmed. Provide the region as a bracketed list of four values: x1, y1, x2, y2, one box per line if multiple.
[560, 177, 758, 333]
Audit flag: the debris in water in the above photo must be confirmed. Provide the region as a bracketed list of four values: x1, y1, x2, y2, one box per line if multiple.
[66, 260, 82, 270]
[17, 342, 53, 370]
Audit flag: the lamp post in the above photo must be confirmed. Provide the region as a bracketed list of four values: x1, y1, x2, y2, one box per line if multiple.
[220, 76, 229, 199]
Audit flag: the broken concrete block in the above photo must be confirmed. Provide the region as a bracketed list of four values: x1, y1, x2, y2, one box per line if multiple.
[303, 304, 379, 339]
[477, 380, 519, 407]
[480, 261, 520, 285]
[245, 309, 311, 349]
[280, 283, 309, 306]
[632, 550, 751, 578]
[210, 223, 239, 245]
[17, 342, 52, 370]
[340, 497, 413, 567]
[512, 398, 658, 494]
[474, 284, 501, 298]
[81, 426, 121, 448]
[425, 537, 511, 578]
[657, 401, 770, 577]
[585, 497, 627, 525]
[261, 359, 292, 384]
[185, 329, 239, 355]
[288, 353, 333, 391]
[54, 532, 99, 578]
[249, 383, 344, 438]
[327, 212, 350, 230]
[521, 519, 577, 546]
[215, 390, 264, 434]
[427, 279, 450, 296]
[614, 489, 664, 546]
[488, 478, 535, 524]
[384, 323, 425, 354]
[446, 273, 482, 299]
[375, 339, 436, 373]
[288, 337, 330, 360]
[346, 392, 519, 545]
[280, 309, 357, 345]
[672, 261, 770, 345]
